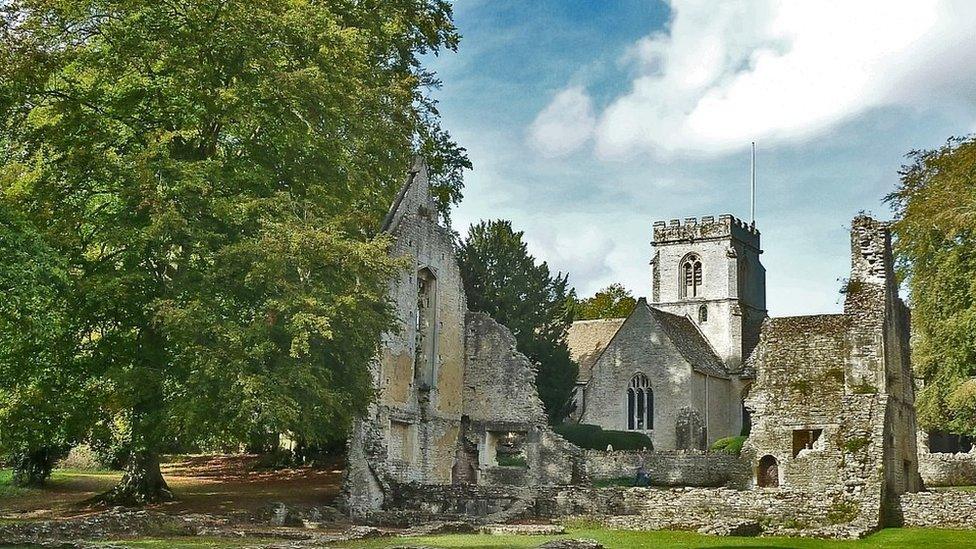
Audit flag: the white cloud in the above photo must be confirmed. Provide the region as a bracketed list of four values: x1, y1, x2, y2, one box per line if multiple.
[535, 0, 976, 158]
[527, 86, 596, 157]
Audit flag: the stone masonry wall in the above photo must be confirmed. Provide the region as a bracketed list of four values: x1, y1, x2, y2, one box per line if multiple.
[919, 452, 976, 486]
[899, 491, 976, 528]
[385, 483, 872, 538]
[582, 450, 750, 488]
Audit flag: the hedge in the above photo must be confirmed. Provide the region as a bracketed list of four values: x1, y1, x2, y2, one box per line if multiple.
[553, 423, 653, 451]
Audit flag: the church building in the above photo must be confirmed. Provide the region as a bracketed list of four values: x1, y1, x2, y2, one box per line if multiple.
[567, 215, 765, 450]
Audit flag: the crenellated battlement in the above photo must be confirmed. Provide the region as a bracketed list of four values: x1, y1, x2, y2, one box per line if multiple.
[652, 213, 760, 247]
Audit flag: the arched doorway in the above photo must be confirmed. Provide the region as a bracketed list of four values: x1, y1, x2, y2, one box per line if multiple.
[757, 455, 779, 488]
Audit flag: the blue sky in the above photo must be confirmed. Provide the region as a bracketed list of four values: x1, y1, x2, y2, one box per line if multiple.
[426, 0, 976, 317]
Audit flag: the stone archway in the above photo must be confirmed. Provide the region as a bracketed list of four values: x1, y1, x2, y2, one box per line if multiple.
[757, 455, 779, 488]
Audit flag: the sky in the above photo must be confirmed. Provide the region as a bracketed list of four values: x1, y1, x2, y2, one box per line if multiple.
[424, 0, 976, 317]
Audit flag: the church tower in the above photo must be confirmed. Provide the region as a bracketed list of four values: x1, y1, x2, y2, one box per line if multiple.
[650, 215, 766, 369]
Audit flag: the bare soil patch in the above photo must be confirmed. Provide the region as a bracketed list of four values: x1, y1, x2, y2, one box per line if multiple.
[0, 454, 344, 522]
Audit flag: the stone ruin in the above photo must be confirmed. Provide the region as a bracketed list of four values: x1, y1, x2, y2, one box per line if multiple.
[342, 159, 580, 521]
[342, 162, 971, 537]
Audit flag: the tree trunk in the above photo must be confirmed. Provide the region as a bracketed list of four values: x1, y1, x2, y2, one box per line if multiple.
[101, 450, 172, 505]
[11, 447, 63, 487]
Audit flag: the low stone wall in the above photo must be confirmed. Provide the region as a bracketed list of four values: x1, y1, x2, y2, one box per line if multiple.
[605, 486, 871, 538]
[918, 452, 976, 487]
[381, 483, 873, 537]
[582, 450, 750, 488]
[899, 491, 976, 528]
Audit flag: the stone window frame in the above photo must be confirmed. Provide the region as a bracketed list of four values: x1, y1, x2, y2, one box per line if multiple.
[679, 252, 703, 298]
[627, 373, 653, 431]
[698, 304, 708, 323]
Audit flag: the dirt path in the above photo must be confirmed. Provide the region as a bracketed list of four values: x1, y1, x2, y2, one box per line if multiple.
[0, 454, 344, 522]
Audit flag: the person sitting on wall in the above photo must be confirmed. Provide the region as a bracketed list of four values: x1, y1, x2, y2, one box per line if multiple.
[634, 464, 649, 487]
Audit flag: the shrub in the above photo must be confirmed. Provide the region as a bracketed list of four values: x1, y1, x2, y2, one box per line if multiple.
[826, 500, 860, 524]
[844, 436, 871, 454]
[553, 423, 653, 451]
[496, 454, 527, 467]
[711, 435, 746, 456]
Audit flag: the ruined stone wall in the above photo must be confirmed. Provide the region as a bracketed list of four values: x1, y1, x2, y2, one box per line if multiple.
[582, 449, 750, 488]
[344, 161, 466, 518]
[919, 452, 976, 486]
[462, 312, 546, 425]
[742, 216, 920, 532]
[580, 304, 696, 449]
[384, 483, 873, 538]
[743, 314, 851, 491]
[899, 491, 976, 528]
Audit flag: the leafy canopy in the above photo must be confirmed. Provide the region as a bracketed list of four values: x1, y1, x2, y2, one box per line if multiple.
[0, 0, 467, 497]
[457, 220, 579, 424]
[575, 283, 637, 320]
[887, 136, 976, 435]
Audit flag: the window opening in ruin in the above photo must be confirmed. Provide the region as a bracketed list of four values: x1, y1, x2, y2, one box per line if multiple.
[927, 431, 974, 453]
[415, 267, 437, 388]
[698, 304, 708, 323]
[627, 373, 653, 430]
[757, 455, 779, 488]
[681, 254, 703, 298]
[792, 428, 823, 458]
[494, 431, 527, 467]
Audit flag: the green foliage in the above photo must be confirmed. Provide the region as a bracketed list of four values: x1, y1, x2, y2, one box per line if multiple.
[851, 381, 879, 394]
[887, 136, 976, 435]
[844, 436, 871, 454]
[574, 283, 637, 320]
[826, 500, 861, 524]
[495, 454, 527, 467]
[0, 207, 86, 484]
[0, 0, 466, 500]
[553, 423, 653, 451]
[457, 220, 579, 424]
[824, 368, 846, 384]
[710, 435, 746, 456]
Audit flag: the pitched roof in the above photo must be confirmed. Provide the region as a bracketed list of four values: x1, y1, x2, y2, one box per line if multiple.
[566, 318, 625, 382]
[645, 304, 729, 378]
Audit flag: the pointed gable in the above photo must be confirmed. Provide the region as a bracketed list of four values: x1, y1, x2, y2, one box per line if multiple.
[382, 156, 436, 234]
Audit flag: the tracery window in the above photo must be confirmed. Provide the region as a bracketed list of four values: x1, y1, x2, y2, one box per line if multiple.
[681, 254, 703, 298]
[627, 373, 653, 431]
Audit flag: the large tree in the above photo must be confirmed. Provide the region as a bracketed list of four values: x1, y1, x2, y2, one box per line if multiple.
[574, 283, 637, 320]
[887, 136, 976, 435]
[457, 220, 578, 424]
[0, 0, 466, 503]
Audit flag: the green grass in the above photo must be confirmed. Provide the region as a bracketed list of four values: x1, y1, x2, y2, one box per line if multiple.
[94, 537, 279, 548]
[335, 526, 976, 548]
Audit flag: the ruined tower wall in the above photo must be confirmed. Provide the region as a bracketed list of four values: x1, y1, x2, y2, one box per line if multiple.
[743, 215, 920, 532]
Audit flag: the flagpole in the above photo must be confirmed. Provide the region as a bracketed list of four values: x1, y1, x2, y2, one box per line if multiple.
[750, 141, 756, 226]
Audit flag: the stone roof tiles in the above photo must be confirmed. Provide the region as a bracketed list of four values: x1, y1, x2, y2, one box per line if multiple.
[566, 318, 626, 382]
[645, 304, 729, 378]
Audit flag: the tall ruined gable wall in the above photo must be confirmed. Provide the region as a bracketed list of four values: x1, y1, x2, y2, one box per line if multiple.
[345, 163, 467, 518]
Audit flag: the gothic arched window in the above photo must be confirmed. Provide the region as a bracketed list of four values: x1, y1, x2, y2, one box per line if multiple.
[681, 254, 703, 298]
[698, 304, 708, 323]
[627, 373, 653, 431]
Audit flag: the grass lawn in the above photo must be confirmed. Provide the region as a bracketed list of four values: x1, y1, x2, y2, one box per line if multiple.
[335, 525, 976, 549]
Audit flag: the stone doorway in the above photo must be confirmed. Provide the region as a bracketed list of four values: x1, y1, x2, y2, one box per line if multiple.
[757, 455, 779, 488]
